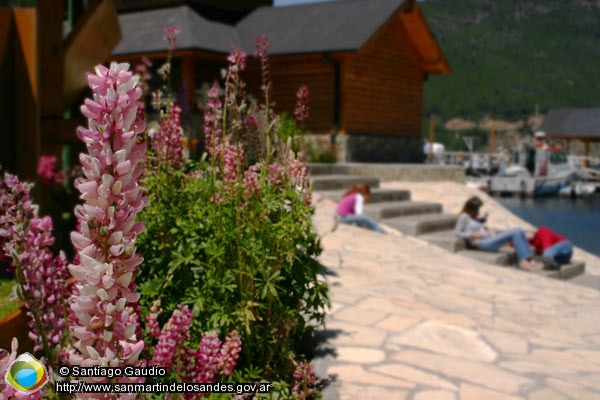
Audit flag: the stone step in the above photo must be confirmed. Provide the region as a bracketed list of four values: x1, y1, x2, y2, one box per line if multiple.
[419, 229, 466, 252]
[568, 272, 600, 289]
[364, 201, 442, 221]
[310, 175, 380, 191]
[553, 261, 585, 280]
[383, 213, 458, 236]
[307, 163, 351, 176]
[457, 248, 516, 266]
[316, 188, 411, 203]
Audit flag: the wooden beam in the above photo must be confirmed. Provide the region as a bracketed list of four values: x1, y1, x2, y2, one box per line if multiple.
[13, 7, 40, 181]
[428, 115, 434, 163]
[38, 0, 63, 117]
[0, 7, 15, 173]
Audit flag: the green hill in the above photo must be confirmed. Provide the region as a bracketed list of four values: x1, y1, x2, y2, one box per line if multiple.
[420, 0, 600, 122]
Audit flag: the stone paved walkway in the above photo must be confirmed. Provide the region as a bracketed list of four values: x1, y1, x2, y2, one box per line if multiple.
[311, 191, 600, 400]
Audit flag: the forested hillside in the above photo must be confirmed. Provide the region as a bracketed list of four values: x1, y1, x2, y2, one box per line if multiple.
[420, 0, 600, 121]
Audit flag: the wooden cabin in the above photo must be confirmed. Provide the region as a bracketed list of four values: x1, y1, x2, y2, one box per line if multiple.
[113, 0, 450, 162]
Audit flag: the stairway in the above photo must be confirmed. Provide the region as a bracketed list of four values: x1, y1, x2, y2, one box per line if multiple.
[309, 164, 585, 281]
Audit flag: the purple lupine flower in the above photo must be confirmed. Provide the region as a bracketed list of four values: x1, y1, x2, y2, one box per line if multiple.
[291, 359, 317, 399]
[68, 63, 147, 395]
[0, 170, 70, 367]
[218, 330, 242, 376]
[163, 26, 180, 51]
[145, 300, 162, 338]
[150, 102, 185, 169]
[294, 85, 310, 122]
[152, 305, 193, 371]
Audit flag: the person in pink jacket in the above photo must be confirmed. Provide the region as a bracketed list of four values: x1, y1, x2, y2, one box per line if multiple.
[334, 184, 385, 233]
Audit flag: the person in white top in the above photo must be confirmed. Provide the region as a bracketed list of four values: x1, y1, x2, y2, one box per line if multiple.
[455, 196, 543, 272]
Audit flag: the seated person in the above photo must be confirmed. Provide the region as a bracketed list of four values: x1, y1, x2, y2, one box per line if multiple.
[527, 226, 573, 266]
[334, 184, 385, 233]
[455, 196, 544, 272]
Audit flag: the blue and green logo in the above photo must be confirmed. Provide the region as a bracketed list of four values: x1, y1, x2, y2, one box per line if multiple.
[4, 353, 49, 394]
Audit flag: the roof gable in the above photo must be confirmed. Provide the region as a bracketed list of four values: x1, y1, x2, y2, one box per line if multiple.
[113, 5, 238, 55]
[236, 0, 404, 55]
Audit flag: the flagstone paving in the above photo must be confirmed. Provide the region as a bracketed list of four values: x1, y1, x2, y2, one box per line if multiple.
[311, 192, 600, 400]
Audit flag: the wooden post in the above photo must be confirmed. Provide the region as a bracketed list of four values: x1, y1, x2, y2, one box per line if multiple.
[428, 114, 434, 163]
[13, 8, 40, 181]
[181, 54, 196, 111]
[584, 139, 589, 168]
[489, 125, 495, 171]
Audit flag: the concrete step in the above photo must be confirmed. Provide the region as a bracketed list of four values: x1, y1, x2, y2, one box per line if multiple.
[457, 248, 517, 266]
[316, 188, 411, 203]
[310, 175, 380, 191]
[419, 229, 466, 252]
[383, 214, 458, 236]
[307, 163, 351, 176]
[568, 272, 600, 289]
[363, 201, 442, 221]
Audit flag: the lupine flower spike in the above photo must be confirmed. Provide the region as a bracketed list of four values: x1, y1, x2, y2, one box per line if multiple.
[68, 62, 147, 397]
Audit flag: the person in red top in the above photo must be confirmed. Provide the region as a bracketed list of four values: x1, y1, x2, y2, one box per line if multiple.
[528, 226, 573, 265]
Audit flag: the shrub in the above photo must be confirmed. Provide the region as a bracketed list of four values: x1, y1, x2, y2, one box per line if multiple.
[136, 38, 328, 385]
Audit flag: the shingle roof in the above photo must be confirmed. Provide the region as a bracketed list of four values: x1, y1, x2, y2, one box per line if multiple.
[236, 0, 404, 55]
[112, 5, 238, 55]
[539, 108, 600, 139]
[112, 0, 404, 56]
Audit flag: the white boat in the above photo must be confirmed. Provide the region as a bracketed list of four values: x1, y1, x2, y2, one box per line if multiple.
[489, 133, 574, 197]
[559, 182, 596, 197]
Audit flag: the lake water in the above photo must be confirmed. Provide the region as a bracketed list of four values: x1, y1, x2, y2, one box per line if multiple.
[497, 194, 600, 257]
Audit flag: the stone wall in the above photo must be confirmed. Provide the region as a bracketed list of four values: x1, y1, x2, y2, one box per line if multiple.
[346, 163, 465, 183]
[340, 134, 425, 163]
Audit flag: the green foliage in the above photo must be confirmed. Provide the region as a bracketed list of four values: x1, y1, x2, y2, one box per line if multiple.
[0, 278, 19, 319]
[137, 47, 328, 385]
[421, 0, 600, 121]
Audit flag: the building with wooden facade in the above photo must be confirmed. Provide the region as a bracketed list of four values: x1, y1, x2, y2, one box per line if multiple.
[538, 108, 600, 163]
[113, 0, 450, 162]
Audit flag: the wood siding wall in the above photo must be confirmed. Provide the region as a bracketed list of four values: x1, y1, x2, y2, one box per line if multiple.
[243, 55, 335, 133]
[342, 14, 425, 138]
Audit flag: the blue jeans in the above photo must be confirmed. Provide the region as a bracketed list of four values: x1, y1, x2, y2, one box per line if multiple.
[477, 228, 533, 261]
[543, 240, 573, 264]
[337, 214, 385, 233]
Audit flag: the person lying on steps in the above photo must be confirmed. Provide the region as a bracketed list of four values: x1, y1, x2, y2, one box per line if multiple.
[454, 196, 544, 272]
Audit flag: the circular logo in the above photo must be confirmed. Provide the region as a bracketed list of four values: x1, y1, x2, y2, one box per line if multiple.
[4, 353, 49, 394]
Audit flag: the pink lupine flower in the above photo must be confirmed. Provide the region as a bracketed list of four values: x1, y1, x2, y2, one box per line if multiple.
[0, 170, 70, 366]
[291, 359, 317, 399]
[294, 85, 310, 122]
[189, 331, 221, 384]
[152, 305, 193, 371]
[37, 155, 58, 184]
[163, 26, 180, 50]
[223, 141, 243, 187]
[218, 330, 242, 376]
[254, 35, 272, 101]
[145, 300, 162, 338]
[204, 84, 223, 155]
[268, 162, 284, 187]
[150, 102, 185, 169]
[242, 164, 260, 197]
[69, 62, 147, 395]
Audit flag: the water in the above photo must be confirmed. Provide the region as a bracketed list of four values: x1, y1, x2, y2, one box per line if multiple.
[496, 194, 600, 256]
